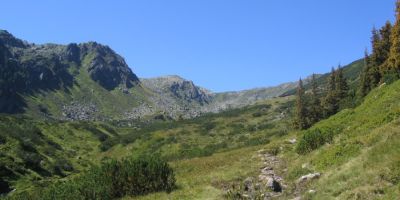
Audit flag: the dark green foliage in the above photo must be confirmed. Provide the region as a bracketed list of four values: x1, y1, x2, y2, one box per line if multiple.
[296, 128, 334, 154]
[0, 134, 6, 144]
[308, 74, 323, 125]
[322, 68, 339, 117]
[387, 0, 400, 78]
[294, 79, 308, 130]
[359, 50, 372, 97]
[335, 66, 349, 100]
[10, 154, 176, 200]
[322, 66, 349, 117]
[377, 22, 393, 77]
[369, 27, 383, 87]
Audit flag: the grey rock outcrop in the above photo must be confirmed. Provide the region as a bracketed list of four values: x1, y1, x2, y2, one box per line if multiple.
[297, 173, 321, 184]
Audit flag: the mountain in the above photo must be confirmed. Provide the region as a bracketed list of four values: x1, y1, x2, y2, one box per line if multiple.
[0, 30, 363, 121]
[0, 30, 147, 121]
[0, 30, 299, 121]
[141, 75, 298, 117]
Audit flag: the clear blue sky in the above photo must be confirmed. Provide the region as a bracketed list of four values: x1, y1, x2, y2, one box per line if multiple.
[0, 0, 396, 92]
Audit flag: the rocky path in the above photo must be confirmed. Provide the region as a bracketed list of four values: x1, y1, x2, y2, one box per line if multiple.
[226, 150, 287, 199]
[256, 150, 286, 199]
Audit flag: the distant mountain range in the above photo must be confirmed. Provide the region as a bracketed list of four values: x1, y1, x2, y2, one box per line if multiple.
[0, 30, 363, 121]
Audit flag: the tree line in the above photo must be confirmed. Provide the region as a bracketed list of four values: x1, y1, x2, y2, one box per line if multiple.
[294, 0, 400, 130]
[294, 67, 348, 130]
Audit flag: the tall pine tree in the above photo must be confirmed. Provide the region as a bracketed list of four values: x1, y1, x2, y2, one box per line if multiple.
[335, 65, 349, 99]
[308, 74, 322, 125]
[322, 67, 338, 117]
[294, 78, 308, 130]
[369, 27, 382, 86]
[359, 49, 371, 97]
[378, 22, 392, 66]
[387, 0, 400, 78]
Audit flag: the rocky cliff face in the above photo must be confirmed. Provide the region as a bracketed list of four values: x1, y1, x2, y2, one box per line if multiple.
[79, 42, 139, 90]
[137, 76, 213, 119]
[140, 75, 297, 118]
[141, 75, 212, 105]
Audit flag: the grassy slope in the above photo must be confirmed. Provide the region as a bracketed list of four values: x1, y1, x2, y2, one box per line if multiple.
[4, 77, 400, 200]
[131, 79, 400, 200]
[1, 96, 294, 198]
[271, 80, 400, 199]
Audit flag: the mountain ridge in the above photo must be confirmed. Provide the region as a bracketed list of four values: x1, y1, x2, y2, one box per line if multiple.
[0, 29, 362, 121]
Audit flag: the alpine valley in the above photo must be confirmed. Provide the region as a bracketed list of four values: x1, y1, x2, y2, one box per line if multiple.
[1, 2, 400, 199]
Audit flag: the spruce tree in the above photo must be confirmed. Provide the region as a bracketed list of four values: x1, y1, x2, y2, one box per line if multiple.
[294, 78, 308, 130]
[308, 74, 322, 125]
[322, 68, 338, 117]
[378, 22, 392, 66]
[359, 49, 371, 97]
[335, 65, 349, 99]
[369, 27, 382, 86]
[387, 0, 400, 78]
[379, 21, 394, 82]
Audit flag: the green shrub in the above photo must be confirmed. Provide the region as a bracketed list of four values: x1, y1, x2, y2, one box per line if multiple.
[244, 136, 270, 146]
[252, 112, 263, 117]
[296, 128, 334, 154]
[10, 154, 176, 200]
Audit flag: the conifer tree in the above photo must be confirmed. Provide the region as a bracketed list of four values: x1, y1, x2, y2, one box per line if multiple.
[378, 22, 392, 66]
[359, 49, 371, 97]
[308, 74, 322, 125]
[335, 65, 349, 99]
[378, 21, 394, 81]
[322, 68, 338, 117]
[387, 0, 400, 78]
[369, 27, 382, 86]
[294, 78, 308, 130]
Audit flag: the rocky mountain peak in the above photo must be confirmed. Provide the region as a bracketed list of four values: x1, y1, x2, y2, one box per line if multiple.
[141, 75, 212, 105]
[77, 42, 140, 90]
[0, 30, 28, 48]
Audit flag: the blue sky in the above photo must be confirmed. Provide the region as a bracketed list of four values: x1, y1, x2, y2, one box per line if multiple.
[0, 0, 395, 92]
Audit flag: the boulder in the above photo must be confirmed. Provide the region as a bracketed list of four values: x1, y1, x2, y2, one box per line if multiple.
[288, 138, 297, 144]
[297, 172, 321, 183]
[243, 177, 254, 191]
[266, 177, 282, 192]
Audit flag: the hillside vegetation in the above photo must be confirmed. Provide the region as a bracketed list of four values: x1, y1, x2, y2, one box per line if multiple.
[0, 95, 294, 199]
[4, 79, 400, 199]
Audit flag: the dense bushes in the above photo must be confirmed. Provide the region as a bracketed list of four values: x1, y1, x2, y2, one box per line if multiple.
[296, 128, 334, 154]
[10, 154, 176, 200]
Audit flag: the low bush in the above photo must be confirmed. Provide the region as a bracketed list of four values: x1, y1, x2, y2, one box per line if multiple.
[296, 128, 334, 154]
[9, 154, 176, 200]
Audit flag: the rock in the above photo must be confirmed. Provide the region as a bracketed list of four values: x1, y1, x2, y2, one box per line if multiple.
[297, 173, 321, 183]
[288, 138, 297, 144]
[266, 177, 282, 192]
[244, 177, 254, 191]
[122, 88, 129, 94]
